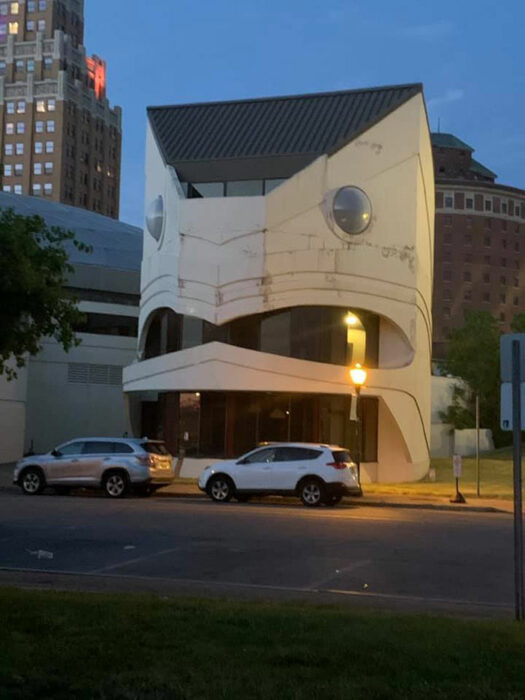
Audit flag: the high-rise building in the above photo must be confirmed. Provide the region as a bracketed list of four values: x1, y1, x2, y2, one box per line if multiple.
[0, 0, 121, 218]
[432, 133, 524, 359]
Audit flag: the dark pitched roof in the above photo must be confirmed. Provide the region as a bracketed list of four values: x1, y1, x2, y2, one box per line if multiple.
[148, 83, 423, 183]
[470, 158, 497, 180]
[431, 132, 473, 151]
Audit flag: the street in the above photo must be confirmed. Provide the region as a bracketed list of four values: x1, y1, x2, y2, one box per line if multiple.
[0, 488, 516, 616]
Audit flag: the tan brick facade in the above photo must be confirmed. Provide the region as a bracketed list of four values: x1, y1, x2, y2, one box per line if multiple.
[0, 0, 121, 218]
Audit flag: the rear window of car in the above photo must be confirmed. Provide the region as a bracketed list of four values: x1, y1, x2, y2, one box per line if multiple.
[82, 441, 134, 455]
[141, 442, 170, 456]
[275, 447, 322, 462]
[332, 450, 352, 463]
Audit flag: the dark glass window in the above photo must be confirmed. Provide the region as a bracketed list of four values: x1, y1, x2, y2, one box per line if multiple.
[82, 441, 118, 455]
[76, 313, 138, 337]
[274, 447, 322, 462]
[182, 316, 203, 350]
[242, 447, 277, 464]
[57, 441, 85, 456]
[141, 441, 170, 455]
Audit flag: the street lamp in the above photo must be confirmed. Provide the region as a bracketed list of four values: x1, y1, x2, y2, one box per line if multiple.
[350, 363, 367, 483]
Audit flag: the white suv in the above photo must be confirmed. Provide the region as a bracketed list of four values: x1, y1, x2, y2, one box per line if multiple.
[198, 443, 362, 507]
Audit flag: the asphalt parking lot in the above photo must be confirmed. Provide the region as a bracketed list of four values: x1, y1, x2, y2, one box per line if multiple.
[0, 486, 516, 616]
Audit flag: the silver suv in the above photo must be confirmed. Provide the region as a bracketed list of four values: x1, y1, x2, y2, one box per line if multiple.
[13, 438, 174, 498]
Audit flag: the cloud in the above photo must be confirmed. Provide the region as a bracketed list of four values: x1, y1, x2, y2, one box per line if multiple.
[427, 89, 465, 109]
[399, 21, 456, 40]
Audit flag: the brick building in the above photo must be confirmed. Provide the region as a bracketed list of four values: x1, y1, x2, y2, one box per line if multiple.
[432, 133, 524, 359]
[0, 0, 121, 218]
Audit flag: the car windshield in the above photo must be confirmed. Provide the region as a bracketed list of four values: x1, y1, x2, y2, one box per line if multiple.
[331, 450, 352, 463]
[141, 441, 170, 456]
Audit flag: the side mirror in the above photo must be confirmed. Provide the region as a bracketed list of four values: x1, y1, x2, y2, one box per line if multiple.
[51, 449, 61, 458]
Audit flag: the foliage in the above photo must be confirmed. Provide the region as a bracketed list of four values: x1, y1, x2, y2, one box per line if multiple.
[439, 383, 475, 430]
[511, 313, 525, 333]
[0, 208, 91, 379]
[440, 310, 523, 447]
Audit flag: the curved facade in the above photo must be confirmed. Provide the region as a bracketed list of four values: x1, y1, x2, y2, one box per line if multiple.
[124, 86, 435, 483]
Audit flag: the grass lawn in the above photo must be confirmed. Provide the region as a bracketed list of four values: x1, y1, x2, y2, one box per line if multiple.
[365, 446, 522, 500]
[1, 589, 525, 699]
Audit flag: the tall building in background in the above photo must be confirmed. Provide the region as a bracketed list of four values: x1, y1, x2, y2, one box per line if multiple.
[432, 133, 524, 359]
[0, 0, 121, 218]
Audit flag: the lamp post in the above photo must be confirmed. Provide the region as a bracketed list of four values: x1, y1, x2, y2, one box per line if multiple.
[350, 363, 367, 484]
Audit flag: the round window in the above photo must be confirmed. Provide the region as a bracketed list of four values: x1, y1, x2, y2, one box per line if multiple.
[146, 195, 165, 242]
[332, 187, 372, 235]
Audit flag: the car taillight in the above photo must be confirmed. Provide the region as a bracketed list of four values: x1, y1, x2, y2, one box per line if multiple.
[137, 455, 153, 467]
[326, 462, 347, 470]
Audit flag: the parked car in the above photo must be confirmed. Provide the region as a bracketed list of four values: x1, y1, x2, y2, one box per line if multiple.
[198, 443, 362, 507]
[13, 438, 174, 498]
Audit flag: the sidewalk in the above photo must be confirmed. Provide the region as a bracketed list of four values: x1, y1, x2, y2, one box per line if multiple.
[1, 463, 515, 514]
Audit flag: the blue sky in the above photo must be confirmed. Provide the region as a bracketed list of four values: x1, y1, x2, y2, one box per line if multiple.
[86, 0, 525, 227]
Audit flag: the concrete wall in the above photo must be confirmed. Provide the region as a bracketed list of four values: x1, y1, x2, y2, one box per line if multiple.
[0, 363, 28, 463]
[24, 333, 137, 454]
[126, 93, 435, 483]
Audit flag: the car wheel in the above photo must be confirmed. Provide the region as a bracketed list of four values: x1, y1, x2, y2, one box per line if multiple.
[103, 471, 129, 499]
[235, 494, 251, 503]
[299, 478, 325, 507]
[207, 475, 234, 503]
[20, 467, 45, 496]
[324, 493, 342, 507]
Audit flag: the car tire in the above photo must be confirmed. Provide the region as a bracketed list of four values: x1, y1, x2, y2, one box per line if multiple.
[20, 467, 45, 496]
[299, 478, 325, 507]
[103, 471, 129, 499]
[324, 493, 342, 507]
[207, 475, 234, 503]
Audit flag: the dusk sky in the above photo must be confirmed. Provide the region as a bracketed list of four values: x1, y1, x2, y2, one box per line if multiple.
[86, 0, 525, 227]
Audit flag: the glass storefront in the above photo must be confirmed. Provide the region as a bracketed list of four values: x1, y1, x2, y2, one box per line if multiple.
[143, 391, 379, 463]
[144, 306, 379, 368]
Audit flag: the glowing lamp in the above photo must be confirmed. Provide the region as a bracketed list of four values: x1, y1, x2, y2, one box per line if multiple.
[350, 363, 367, 388]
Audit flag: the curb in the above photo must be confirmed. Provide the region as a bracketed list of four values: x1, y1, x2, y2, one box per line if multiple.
[155, 490, 508, 514]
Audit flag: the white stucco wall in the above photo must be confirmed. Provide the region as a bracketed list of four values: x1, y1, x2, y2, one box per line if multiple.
[126, 93, 435, 483]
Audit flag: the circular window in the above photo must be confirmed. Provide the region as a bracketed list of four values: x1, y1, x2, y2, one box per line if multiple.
[332, 187, 372, 235]
[146, 195, 165, 242]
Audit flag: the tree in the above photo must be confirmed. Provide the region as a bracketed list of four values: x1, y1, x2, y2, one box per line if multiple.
[0, 208, 91, 379]
[440, 310, 524, 447]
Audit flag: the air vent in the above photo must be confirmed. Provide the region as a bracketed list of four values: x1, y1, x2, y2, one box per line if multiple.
[68, 363, 123, 386]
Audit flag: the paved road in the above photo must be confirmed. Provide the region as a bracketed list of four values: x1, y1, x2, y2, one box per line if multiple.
[0, 490, 516, 615]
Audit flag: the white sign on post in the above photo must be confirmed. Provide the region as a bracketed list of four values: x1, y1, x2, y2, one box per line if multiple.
[453, 454, 462, 478]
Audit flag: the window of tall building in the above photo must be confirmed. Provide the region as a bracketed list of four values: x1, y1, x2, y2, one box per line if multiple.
[444, 193, 453, 208]
[44, 161, 52, 174]
[17, 101, 25, 114]
[36, 100, 46, 113]
[35, 142, 43, 154]
[5, 144, 13, 155]
[27, 0, 35, 11]
[16, 122, 24, 134]
[44, 56, 52, 69]
[32, 184, 41, 195]
[0, 5, 8, 16]
[15, 143, 23, 155]
[9, 22, 19, 34]
[10, 2, 19, 12]
[500, 275, 506, 285]
[14, 163, 22, 175]
[37, 19, 45, 31]
[484, 255, 491, 265]
[484, 236, 491, 247]
[6, 102, 14, 114]
[27, 59, 34, 72]
[465, 196, 474, 209]
[15, 59, 24, 71]
[34, 163, 42, 175]
[485, 198, 492, 211]
[464, 289, 472, 301]
[500, 312, 505, 322]
[44, 183, 52, 195]
[14, 184, 21, 195]
[3, 185, 11, 192]
[35, 121, 44, 133]
[45, 141, 53, 153]
[5, 122, 14, 134]
[464, 270, 471, 281]
[502, 239, 507, 249]
[483, 272, 490, 283]
[483, 292, 490, 302]
[515, 297, 520, 306]
[38, 0, 47, 9]
[500, 293, 506, 304]
[46, 120, 55, 133]
[514, 277, 520, 288]
[4, 164, 12, 176]
[48, 98, 55, 111]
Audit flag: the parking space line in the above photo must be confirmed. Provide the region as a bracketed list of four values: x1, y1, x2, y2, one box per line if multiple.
[89, 547, 183, 574]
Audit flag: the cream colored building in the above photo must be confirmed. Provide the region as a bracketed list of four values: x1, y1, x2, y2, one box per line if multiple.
[124, 84, 435, 483]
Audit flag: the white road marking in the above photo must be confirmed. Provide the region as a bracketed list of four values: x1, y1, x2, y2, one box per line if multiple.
[89, 547, 182, 574]
[307, 560, 371, 591]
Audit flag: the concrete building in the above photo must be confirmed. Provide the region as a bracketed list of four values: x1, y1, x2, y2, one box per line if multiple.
[124, 84, 435, 483]
[432, 133, 524, 359]
[0, 0, 121, 218]
[0, 192, 141, 463]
